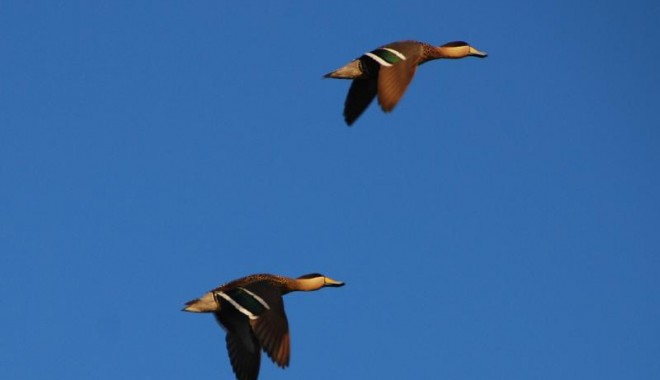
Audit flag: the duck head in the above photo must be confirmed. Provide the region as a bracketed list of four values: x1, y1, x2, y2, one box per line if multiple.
[436, 41, 488, 59]
[295, 273, 345, 291]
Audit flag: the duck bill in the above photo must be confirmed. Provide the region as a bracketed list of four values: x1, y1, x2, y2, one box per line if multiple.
[469, 47, 488, 58]
[324, 277, 345, 287]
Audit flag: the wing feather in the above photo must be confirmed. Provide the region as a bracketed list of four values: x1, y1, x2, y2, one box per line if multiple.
[377, 62, 417, 113]
[344, 78, 377, 126]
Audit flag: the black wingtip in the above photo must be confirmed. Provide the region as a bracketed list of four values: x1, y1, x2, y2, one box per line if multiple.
[343, 115, 357, 127]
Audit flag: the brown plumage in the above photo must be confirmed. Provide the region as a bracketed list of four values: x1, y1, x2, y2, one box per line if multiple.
[325, 40, 488, 126]
[183, 273, 345, 380]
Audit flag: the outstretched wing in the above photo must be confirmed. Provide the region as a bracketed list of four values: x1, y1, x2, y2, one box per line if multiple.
[344, 78, 378, 126]
[215, 306, 261, 380]
[377, 61, 418, 113]
[241, 282, 291, 368]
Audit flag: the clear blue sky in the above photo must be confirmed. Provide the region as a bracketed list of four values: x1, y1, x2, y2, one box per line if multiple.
[1, 1, 658, 379]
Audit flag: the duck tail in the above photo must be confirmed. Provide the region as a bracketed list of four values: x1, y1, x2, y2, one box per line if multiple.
[323, 60, 363, 79]
[182, 292, 217, 313]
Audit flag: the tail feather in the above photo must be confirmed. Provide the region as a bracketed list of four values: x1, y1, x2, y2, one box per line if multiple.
[182, 292, 218, 313]
[324, 60, 363, 79]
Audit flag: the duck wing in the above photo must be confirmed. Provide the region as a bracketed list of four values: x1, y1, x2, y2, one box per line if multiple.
[215, 306, 261, 380]
[241, 282, 291, 368]
[377, 61, 418, 113]
[344, 78, 378, 126]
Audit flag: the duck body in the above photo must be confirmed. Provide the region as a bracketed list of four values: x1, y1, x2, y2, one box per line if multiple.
[183, 273, 345, 380]
[324, 40, 488, 126]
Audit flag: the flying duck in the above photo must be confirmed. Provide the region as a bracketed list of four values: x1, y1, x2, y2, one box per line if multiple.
[324, 40, 487, 126]
[183, 273, 345, 380]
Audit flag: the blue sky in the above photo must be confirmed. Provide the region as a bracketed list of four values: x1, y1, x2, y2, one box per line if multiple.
[1, 1, 659, 379]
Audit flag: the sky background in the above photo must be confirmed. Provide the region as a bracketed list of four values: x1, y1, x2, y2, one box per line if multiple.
[1, 1, 659, 379]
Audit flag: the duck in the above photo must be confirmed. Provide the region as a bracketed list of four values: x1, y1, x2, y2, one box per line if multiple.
[183, 273, 345, 380]
[324, 40, 488, 126]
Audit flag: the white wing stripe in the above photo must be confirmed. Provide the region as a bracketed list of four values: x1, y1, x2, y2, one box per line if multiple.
[364, 52, 393, 67]
[215, 291, 258, 320]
